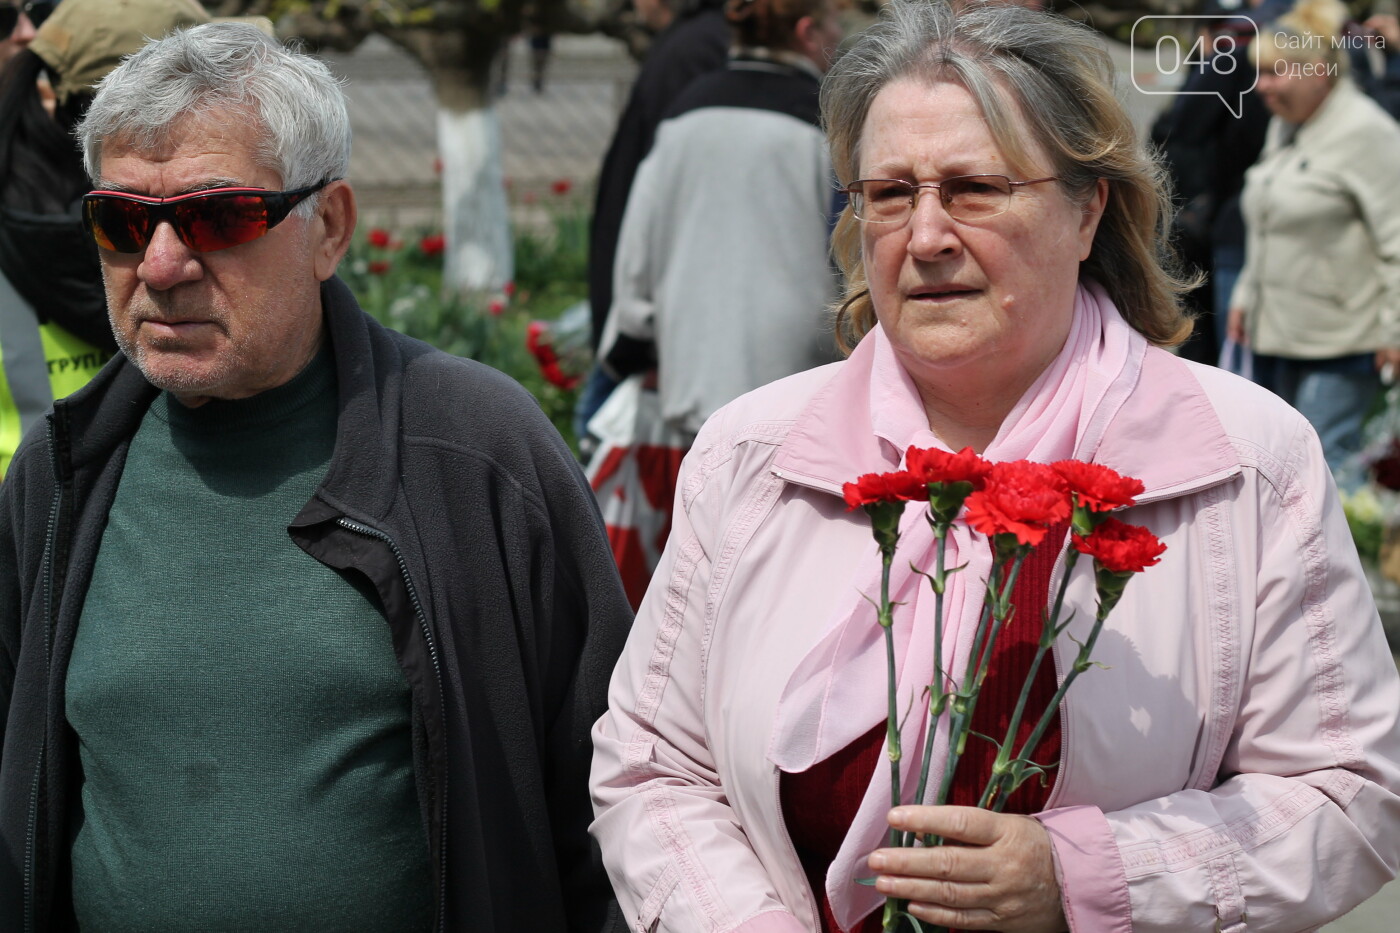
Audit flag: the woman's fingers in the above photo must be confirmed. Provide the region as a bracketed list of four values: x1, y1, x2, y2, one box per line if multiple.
[868, 837, 996, 882]
[886, 804, 1004, 844]
[868, 806, 1068, 933]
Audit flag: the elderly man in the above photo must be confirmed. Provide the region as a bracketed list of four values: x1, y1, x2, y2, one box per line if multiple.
[0, 23, 631, 933]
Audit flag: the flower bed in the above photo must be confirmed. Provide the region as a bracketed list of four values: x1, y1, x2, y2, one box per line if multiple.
[339, 194, 590, 451]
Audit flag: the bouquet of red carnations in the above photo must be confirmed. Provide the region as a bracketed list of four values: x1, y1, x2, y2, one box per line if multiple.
[843, 448, 1166, 933]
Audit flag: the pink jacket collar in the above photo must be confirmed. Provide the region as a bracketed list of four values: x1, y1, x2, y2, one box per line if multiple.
[773, 284, 1240, 501]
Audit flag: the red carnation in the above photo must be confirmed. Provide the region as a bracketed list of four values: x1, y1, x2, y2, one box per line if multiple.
[503, 280, 517, 297]
[368, 228, 392, 249]
[1072, 517, 1166, 574]
[368, 259, 391, 276]
[842, 470, 928, 510]
[488, 299, 506, 316]
[906, 445, 992, 487]
[1053, 461, 1144, 512]
[551, 178, 572, 196]
[963, 460, 1071, 547]
[419, 233, 446, 257]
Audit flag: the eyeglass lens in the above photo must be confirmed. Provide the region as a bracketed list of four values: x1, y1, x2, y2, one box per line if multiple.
[852, 176, 1014, 223]
[25, 2, 53, 27]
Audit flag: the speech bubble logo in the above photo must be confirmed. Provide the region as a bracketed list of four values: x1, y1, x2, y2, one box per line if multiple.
[1130, 16, 1260, 119]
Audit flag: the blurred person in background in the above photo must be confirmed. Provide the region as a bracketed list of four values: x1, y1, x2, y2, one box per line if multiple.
[1150, 0, 1287, 366]
[591, 0, 845, 604]
[1364, 7, 1400, 115]
[0, 1, 45, 69]
[600, 0, 845, 433]
[0, 0, 206, 478]
[577, 0, 730, 451]
[1228, 0, 1400, 477]
[591, 2, 1400, 930]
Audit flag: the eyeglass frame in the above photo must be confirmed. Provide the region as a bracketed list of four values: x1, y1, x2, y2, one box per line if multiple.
[0, 1, 54, 35]
[81, 180, 336, 254]
[841, 174, 1059, 225]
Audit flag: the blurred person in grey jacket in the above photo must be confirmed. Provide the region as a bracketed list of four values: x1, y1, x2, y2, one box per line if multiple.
[1227, 0, 1400, 475]
[599, 0, 846, 440]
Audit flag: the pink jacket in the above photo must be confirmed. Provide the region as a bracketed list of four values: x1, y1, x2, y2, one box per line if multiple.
[590, 299, 1400, 933]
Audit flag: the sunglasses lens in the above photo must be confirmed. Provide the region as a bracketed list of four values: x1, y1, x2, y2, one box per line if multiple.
[0, 8, 18, 34]
[25, 2, 52, 27]
[83, 198, 150, 253]
[175, 194, 271, 252]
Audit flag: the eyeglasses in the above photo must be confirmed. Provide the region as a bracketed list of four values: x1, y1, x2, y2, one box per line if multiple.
[843, 174, 1058, 225]
[0, 2, 54, 35]
[82, 181, 334, 254]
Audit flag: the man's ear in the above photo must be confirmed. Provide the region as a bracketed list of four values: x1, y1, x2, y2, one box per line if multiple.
[312, 179, 358, 282]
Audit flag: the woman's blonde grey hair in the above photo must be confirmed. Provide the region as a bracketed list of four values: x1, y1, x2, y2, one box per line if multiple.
[823, 0, 1196, 353]
[1250, 0, 1349, 75]
[77, 23, 351, 219]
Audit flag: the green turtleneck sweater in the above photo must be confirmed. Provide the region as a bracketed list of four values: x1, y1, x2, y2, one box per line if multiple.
[65, 349, 433, 932]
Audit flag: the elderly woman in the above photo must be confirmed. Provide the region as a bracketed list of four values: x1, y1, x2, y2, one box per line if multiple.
[1227, 0, 1400, 476]
[590, 2, 1400, 932]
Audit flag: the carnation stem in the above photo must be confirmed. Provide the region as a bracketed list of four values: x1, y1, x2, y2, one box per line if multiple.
[978, 544, 1079, 810]
[927, 547, 1027, 845]
[878, 548, 905, 933]
[990, 583, 1112, 812]
[907, 515, 951, 847]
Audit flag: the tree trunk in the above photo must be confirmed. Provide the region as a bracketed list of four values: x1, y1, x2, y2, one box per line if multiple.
[398, 28, 514, 297]
[438, 103, 513, 294]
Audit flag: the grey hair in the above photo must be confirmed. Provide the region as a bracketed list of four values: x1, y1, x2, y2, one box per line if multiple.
[78, 23, 351, 218]
[823, 0, 1196, 352]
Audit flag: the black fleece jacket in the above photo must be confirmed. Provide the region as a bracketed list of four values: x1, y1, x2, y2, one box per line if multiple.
[0, 277, 632, 932]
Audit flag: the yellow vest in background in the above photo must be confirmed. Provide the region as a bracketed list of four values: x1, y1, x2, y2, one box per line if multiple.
[0, 286, 112, 477]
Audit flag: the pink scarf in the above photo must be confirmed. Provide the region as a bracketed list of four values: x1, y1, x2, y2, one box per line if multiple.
[767, 281, 1147, 929]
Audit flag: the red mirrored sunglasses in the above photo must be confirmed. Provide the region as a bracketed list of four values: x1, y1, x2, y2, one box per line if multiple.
[81, 180, 335, 254]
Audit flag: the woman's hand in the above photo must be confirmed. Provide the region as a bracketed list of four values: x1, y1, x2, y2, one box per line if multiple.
[869, 806, 1068, 933]
[1226, 306, 1248, 346]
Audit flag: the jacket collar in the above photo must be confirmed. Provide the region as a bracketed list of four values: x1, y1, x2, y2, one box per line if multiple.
[301, 275, 406, 526]
[1269, 76, 1360, 153]
[772, 315, 1241, 503]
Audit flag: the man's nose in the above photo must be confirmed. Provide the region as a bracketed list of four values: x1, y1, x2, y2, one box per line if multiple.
[11, 12, 36, 45]
[137, 222, 204, 291]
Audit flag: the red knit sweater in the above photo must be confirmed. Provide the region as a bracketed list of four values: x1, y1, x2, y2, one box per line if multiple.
[780, 527, 1067, 933]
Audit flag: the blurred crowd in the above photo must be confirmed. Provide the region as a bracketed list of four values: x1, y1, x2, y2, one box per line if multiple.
[1151, 0, 1400, 483]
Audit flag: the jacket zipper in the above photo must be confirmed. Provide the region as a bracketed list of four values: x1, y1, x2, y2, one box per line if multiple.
[24, 422, 65, 933]
[334, 517, 448, 933]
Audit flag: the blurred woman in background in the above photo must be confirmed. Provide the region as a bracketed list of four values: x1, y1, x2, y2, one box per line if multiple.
[1228, 0, 1400, 477]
